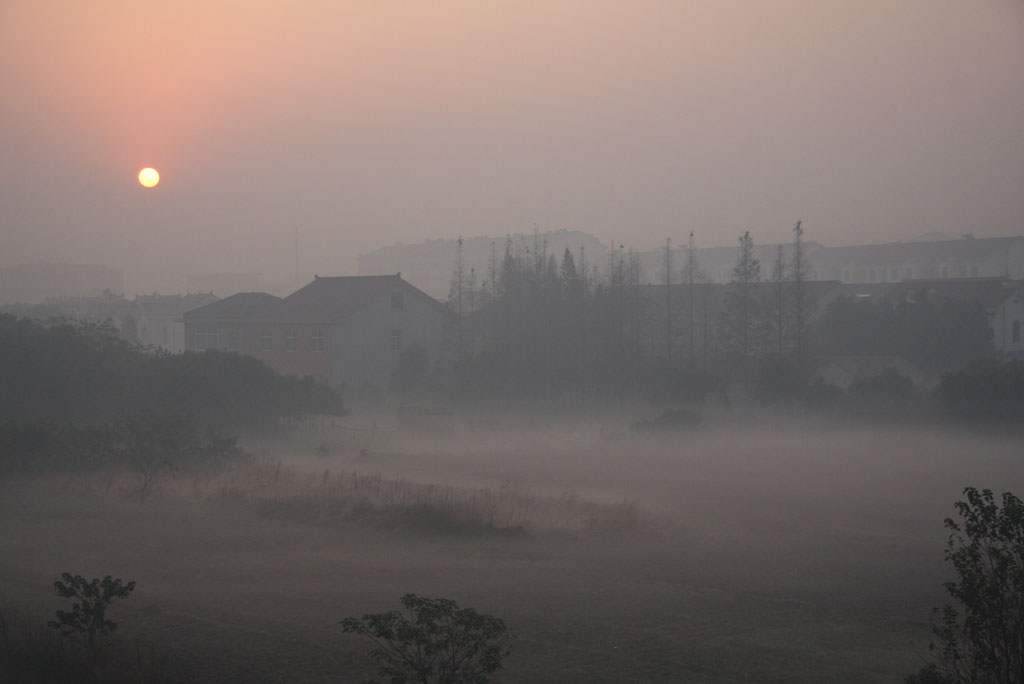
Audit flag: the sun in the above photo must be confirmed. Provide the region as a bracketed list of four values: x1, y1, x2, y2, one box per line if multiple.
[138, 167, 160, 188]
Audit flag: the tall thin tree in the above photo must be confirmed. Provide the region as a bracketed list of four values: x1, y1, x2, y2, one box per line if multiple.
[448, 236, 466, 359]
[663, 237, 674, 363]
[685, 231, 697, 369]
[772, 243, 786, 356]
[727, 231, 762, 388]
[789, 221, 811, 365]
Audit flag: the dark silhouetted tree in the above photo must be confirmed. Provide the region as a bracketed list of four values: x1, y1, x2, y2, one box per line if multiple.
[49, 573, 136, 662]
[722, 231, 762, 388]
[342, 594, 511, 684]
[789, 220, 811, 365]
[907, 487, 1024, 684]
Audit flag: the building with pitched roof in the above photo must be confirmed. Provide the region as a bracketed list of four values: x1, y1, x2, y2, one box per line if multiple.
[183, 292, 282, 354]
[184, 275, 454, 389]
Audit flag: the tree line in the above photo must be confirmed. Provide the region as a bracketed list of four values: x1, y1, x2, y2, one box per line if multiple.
[437, 224, 997, 403]
[0, 313, 344, 429]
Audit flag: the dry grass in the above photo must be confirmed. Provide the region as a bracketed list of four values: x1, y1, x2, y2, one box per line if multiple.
[196, 459, 642, 538]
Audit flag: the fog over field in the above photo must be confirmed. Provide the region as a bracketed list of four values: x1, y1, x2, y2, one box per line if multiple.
[3, 414, 1022, 683]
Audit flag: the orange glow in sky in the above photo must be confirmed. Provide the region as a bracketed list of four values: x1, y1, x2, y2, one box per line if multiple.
[1, 0, 1023, 292]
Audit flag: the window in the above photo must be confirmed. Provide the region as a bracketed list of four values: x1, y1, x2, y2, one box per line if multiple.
[905, 267, 913, 279]
[227, 328, 240, 350]
[941, 266, 949, 278]
[391, 291, 405, 310]
[1014, 320, 1021, 344]
[890, 268, 897, 281]
[285, 329, 298, 351]
[391, 329, 402, 351]
[260, 330, 273, 351]
[841, 270, 849, 282]
[195, 329, 218, 350]
[311, 329, 325, 352]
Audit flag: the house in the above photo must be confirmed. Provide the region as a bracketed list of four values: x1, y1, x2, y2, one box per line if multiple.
[811, 356, 931, 390]
[184, 275, 454, 390]
[182, 292, 282, 354]
[989, 287, 1024, 360]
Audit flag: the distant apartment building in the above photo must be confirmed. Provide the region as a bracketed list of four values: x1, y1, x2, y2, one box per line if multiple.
[0, 263, 124, 305]
[813, 236, 1024, 284]
[357, 230, 607, 299]
[184, 275, 454, 389]
[636, 235, 1024, 285]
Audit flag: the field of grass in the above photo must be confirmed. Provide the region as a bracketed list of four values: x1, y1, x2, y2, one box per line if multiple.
[1, 416, 1021, 683]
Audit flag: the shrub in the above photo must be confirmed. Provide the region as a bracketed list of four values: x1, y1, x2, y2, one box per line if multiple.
[341, 594, 511, 684]
[48, 574, 135, 660]
[907, 487, 1024, 683]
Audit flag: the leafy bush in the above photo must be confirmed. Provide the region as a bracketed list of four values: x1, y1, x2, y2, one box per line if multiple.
[48, 574, 135, 659]
[341, 594, 511, 684]
[908, 487, 1024, 683]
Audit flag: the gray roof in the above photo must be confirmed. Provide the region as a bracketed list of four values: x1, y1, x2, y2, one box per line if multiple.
[250, 275, 452, 324]
[183, 292, 281, 320]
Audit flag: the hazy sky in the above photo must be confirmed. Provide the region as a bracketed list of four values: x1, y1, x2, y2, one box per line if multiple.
[2, 0, 1022, 291]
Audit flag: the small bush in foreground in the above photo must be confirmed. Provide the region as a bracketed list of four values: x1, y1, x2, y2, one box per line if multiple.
[48, 573, 135, 661]
[342, 594, 511, 684]
[907, 487, 1024, 684]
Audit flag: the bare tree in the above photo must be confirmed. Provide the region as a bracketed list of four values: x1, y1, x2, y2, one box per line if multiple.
[771, 243, 786, 356]
[698, 267, 713, 375]
[789, 220, 811, 365]
[663, 237, 674, 363]
[681, 231, 698, 370]
[448, 236, 467, 360]
[724, 231, 762, 388]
